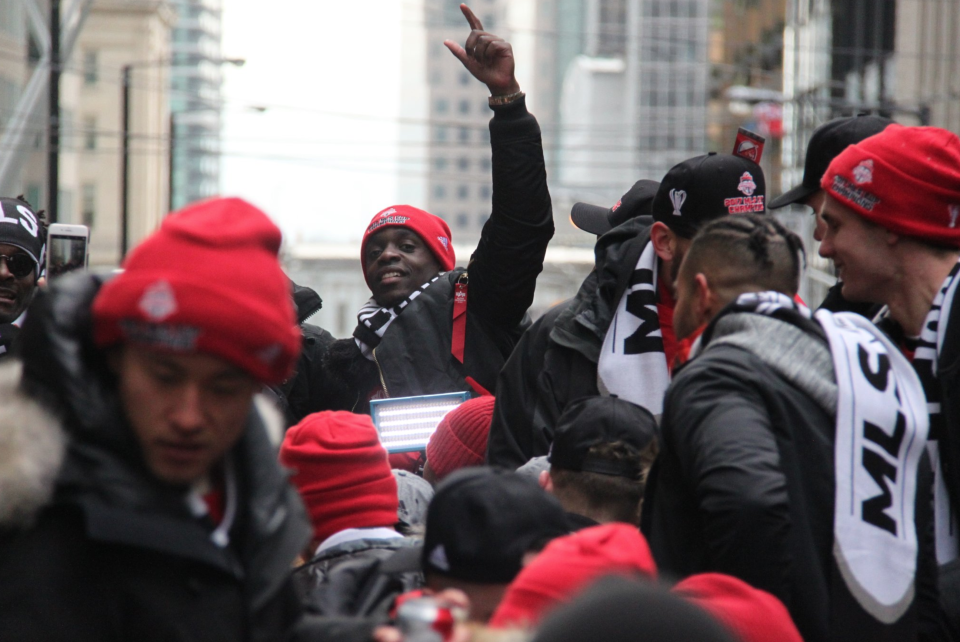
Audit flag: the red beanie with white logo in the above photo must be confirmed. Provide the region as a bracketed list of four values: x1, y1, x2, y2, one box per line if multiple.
[489, 523, 658, 629]
[92, 197, 300, 384]
[360, 205, 456, 285]
[673, 573, 803, 642]
[426, 395, 496, 482]
[280, 411, 399, 544]
[821, 124, 960, 247]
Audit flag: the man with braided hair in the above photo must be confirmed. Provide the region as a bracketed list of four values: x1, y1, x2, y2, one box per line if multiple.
[642, 214, 943, 642]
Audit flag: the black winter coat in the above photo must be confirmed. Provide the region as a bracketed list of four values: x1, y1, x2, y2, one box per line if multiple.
[0, 274, 312, 642]
[293, 537, 423, 619]
[642, 303, 943, 642]
[321, 97, 554, 413]
[486, 217, 653, 468]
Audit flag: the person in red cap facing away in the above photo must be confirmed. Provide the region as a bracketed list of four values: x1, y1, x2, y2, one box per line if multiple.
[423, 395, 496, 485]
[673, 574, 803, 642]
[318, 8, 553, 446]
[281, 411, 423, 617]
[489, 523, 657, 630]
[0, 197, 314, 641]
[818, 124, 960, 635]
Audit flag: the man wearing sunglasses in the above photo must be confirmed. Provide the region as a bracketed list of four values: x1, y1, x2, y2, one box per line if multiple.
[0, 196, 45, 359]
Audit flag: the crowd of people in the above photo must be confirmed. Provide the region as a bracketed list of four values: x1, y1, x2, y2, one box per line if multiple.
[1, 4, 960, 641]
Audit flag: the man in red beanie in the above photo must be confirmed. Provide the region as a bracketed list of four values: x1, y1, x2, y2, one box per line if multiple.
[0, 197, 314, 641]
[281, 411, 423, 617]
[319, 7, 554, 431]
[673, 574, 803, 642]
[818, 124, 960, 634]
[423, 395, 496, 484]
[489, 523, 657, 629]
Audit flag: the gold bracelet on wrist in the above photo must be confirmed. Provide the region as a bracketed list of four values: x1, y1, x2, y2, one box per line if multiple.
[488, 91, 525, 107]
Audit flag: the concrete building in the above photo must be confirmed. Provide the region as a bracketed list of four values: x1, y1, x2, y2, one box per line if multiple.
[0, 0, 174, 267]
[168, 0, 224, 212]
[415, 0, 506, 247]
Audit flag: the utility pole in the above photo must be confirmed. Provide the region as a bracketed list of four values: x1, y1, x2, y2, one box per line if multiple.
[47, 0, 60, 223]
[121, 64, 131, 258]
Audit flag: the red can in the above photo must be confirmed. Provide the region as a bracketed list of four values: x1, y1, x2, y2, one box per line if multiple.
[396, 597, 457, 642]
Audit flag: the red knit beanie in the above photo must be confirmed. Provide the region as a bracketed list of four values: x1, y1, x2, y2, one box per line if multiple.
[821, 124, 960, 247]
[92, 197, 300, 384]
[673, 573, 803, 642]
[360, 205, 456, 284]
[426, 395, 496, 482]
[280, 411, 399, 544]
[489, 523, 658, 629]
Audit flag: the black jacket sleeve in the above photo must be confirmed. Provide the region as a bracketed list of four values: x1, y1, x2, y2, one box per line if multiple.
[467, 96, 554, 330]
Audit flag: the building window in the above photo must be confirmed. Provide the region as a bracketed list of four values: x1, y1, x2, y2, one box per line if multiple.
[83, 51, 97, 85]
[435, 126, 448, 142]
[457, 157, 470, 171]
[434, 184, 447, 199]
[83, 116, 96, 150]
[458, 127, 470, 142]
[480, 185, 491, 199]
[459, 72, 470, 86]
[478, 213, 489, 226]
[81, 184, 96, 228]
[434, 157, 448, 171]
[457, 212, 469, 229]
[458, 99, 470, 114]
[436, 98, 449, 114]
[479, 158, 491, 171]
[457, 185, 469, 200]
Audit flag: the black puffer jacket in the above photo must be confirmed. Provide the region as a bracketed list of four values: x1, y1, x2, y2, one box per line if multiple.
[321, 97, 554, 413]
[293, 537, 422, 619]
[0, 273, 312, 642]
[641, 300, 943, 642]
[486, 217, 653, 468]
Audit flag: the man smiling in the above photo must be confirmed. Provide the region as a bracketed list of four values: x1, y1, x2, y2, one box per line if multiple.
[0, 196, 45, 359]
[320, 7, 554, 422]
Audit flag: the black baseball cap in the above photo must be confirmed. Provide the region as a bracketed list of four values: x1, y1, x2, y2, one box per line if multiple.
[549, 397, 657, 478]
[769, 114, 894, 209]
[381, 467, 570, 583]
[571, 180, 660, 235]
[651, 153, 766, 238]
[0, 197, 45, 278]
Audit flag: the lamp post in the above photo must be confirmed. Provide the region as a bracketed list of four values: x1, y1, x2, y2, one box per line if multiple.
[120, 56, 244, 259]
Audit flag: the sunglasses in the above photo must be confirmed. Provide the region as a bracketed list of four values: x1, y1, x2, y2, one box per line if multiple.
[0, 253, 37, 279]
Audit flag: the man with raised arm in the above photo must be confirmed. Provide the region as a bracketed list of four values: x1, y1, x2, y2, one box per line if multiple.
[319, 6, 553, 448]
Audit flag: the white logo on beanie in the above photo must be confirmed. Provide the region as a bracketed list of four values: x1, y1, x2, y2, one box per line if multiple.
[139, 280, 177, 321]
[853, 159, 874, 185]
[428, 544, 451, 571]
[949, 205, 960, 229]
[438, 236, 449, 250]
[381, 208, 396, 218]
[737, 172, 757, 196]
[669, 189, 686, 216]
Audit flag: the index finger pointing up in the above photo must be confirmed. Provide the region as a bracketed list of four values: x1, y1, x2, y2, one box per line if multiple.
[460, 3, 484, 31]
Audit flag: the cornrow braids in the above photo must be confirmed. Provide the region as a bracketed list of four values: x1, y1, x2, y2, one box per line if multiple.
[683, 214, 807, 299]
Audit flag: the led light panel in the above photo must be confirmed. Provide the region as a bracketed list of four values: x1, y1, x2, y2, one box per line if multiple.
[370, 392, 471, 453]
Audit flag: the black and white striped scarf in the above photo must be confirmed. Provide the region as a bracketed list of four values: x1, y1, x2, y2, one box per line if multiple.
[353, 274, 444, 361]
[902, 259, 960, 563]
